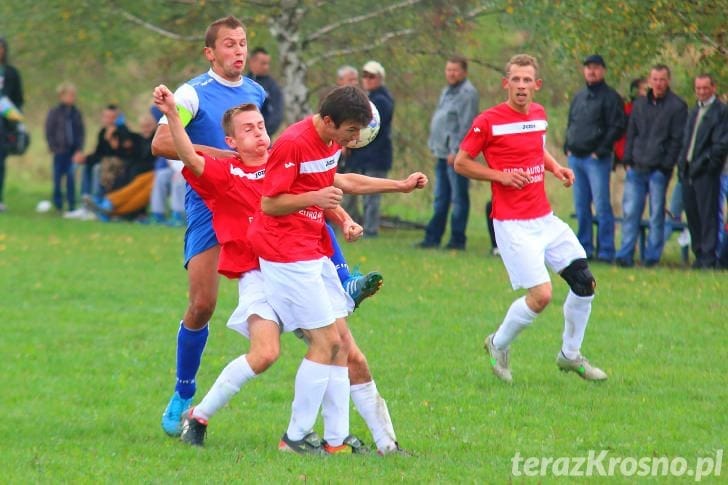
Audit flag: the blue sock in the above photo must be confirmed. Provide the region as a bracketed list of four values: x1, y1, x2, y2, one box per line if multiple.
[327, 223, 350, 284]
[175, 321, 209, 399]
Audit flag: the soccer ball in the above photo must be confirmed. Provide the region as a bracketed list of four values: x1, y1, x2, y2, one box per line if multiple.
[36, 200, 52, 213]
[348, 101, 380, 149]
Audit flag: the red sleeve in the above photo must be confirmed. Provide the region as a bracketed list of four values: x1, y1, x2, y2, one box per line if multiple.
[263, 140, 300, 197]
[459, 113, 489, 158]
[182, 153, 230, 202]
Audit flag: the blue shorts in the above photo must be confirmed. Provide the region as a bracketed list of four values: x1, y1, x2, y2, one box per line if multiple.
[183, 189, 218, 268]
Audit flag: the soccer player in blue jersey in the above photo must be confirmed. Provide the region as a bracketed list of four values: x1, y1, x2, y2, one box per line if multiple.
[152, 16, 383, 437]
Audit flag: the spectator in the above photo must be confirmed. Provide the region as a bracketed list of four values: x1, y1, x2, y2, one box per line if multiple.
[564, 54, 625, 262]
[345, 60, 394, 237]
[87, 113, 158, 220]
[616, 64, 687, 267]
[416, 55, 479, 250]
[678, 74, 728, 269]
[0, 37, 24, 212]
[45, 82, 85, 214]
[336, 65, 359, 87]
[613, 77, 648, 217]
[247, 47, 284, 135]
[718, 156, 728, 269]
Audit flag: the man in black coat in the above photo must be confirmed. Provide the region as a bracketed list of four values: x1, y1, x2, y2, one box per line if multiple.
[0, 37, 24, 212]
[678, 74, 728, 268]
[616, 64, 687, 267]
[246, 47, 284, 135]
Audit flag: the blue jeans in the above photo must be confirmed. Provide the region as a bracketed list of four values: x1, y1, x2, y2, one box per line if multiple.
[52, 152, 76, 211]
[616, 168, 670, 265]
[568, 154, 615, 260]
[424, 157, 470, 247]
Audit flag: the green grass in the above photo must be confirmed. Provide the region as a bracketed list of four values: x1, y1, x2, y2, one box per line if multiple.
[1, 179, 726, 484]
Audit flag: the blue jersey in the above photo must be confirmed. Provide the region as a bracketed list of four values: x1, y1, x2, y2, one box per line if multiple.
[160, 69, 266, 264]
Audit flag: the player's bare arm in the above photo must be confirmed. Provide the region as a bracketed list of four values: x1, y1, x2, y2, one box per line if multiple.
[151, 113, 237, 161]
[544, 148, 574, 187]
[325, 206, 363, 242]
[454, 149, 531, 189]
[333, 172, 428, 195]
[261, 186, 344, 216]
[153, 84, 205, 177]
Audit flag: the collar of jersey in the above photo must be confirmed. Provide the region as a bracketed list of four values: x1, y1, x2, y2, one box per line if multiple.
[207, 68, 244, 87]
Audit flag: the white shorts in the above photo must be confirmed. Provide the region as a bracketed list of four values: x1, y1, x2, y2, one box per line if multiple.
[259, 257, 349, 331]
[494, 213, 586, 290]
[226, 270, 282, 338]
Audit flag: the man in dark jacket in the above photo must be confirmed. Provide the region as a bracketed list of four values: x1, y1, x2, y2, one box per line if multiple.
[616, 64, 687, 267]
[346, 60, 394, 237]
[246, 47, 284, 135]
[564, 54, 625, 262]
[45, 82, 85, 213]
[0, 37, 24, 212]
[677, 74, 728, 268]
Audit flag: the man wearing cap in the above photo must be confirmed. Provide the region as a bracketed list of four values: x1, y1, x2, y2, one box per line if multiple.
[616, 64, 687, 267]
[417, 55, 479, 250]
[564, 54, 625, 262]
[346, 60, 394, 237]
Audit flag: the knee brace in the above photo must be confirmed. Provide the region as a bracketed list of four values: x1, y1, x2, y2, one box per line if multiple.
[560, 258, 596, 296]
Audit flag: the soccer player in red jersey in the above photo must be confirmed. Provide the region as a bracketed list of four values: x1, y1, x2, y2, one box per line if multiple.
[153, 84, 424, 453]
[454, 54, 607, 383]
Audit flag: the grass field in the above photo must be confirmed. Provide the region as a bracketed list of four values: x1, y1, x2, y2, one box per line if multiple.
[1, 178, 726, 483]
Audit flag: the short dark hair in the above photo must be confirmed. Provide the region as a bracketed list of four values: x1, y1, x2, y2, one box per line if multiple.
[651, 63, 671, 79]
[319, 86, 371, 128]
[222, 103, 261, 136]
[204, 16, 245, 48]
[695, 73, 715, 85]
[106, 104, 118, 111]
[447, 55, 468, 71]
[251, 47, 268, 57]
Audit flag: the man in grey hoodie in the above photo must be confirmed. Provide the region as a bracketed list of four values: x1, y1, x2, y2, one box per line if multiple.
[416, 55, 479, 250]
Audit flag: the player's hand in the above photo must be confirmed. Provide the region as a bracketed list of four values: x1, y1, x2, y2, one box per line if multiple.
[554, 166, 575, 187]
[343, 220, 363, 242]
[399, 172, 429, 192]
[312, 186, 343, 209]
[499, 169, 532, 189]
[153, 85, 176, 115]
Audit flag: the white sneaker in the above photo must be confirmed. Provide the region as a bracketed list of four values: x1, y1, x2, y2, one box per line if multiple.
[677, 228, 691, 247]
[485, 333, 512, 383]
[556, 352, 607, 381]
[63, 207, 96, 220]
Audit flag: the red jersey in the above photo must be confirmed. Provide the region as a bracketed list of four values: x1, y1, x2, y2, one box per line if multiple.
[183, 153, 265, 278]
[460, 102, 552, 221]
[248, 117, 338, 262]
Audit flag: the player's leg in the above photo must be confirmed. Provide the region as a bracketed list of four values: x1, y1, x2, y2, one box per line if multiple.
[326, 223, 383, 309]
[181, 316, 281, 446]
[546, 216, 606, 381]
[485, 219, 550, 383]
[320, 317, 354, 454]
[161, 218, 220, 436]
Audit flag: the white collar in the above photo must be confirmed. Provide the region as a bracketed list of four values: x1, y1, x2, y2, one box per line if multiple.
[208, 68, 243, 87]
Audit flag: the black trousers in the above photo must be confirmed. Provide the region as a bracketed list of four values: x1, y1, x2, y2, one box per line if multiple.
[682, 173, 721, 267]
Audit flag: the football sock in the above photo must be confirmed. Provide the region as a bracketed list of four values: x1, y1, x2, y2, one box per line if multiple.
[193, 355, 257, 421]
[321, 365, 350, 447]
[351, 380, 397, 452]
[493, 296, 537, 349]
[562, 290, 594, 360]
[327, 223, 351, 284]
[286, 359, 330, 441]
[175, 321, 209, 399]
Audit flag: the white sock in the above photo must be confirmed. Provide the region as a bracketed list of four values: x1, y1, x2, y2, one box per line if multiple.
[350, 380, 397, 453]
[493, 296, 537, 349]
[562, 290, 594, 360]
[321, 365, 350, 447]
[286, 359, 330, 441]
[193, 355, 256, 421]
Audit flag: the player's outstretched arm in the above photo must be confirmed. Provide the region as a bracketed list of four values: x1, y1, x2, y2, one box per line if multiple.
[544, 148, 574, 187]
[325, 206, 363, 242]
[333, 172, 428, 195]
[153, 84, 205, 176]
[261, 186, 344, 216]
